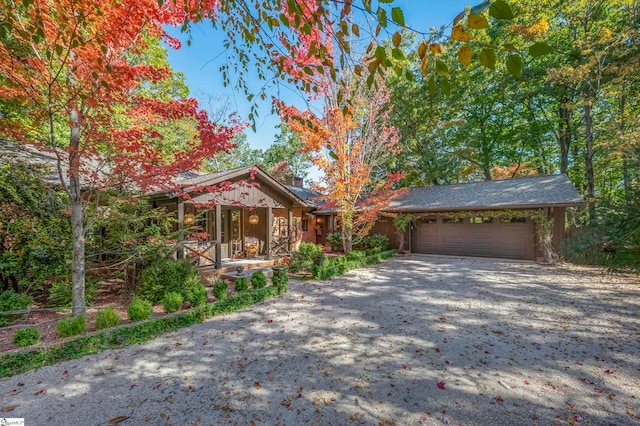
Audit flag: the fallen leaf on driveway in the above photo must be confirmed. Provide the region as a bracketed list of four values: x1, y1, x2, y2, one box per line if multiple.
[109, 416, 130, 424]
[437, 381, 445, 389]
[495, 395, 504, 403]
[1, 405, 18, 412]
[34, 389, 47, 395]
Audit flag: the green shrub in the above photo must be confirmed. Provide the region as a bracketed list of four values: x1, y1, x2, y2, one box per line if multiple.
[48, 277, 97, 308]
[287, 251, 308, 273]
[127, 297, 153, 321]
[95, 308, 121, 330]
[0, 285, 285, 379]
[299, 242, 325, 262]
[187, 283, 208, 307]
[56, 315, 87, 338]
[13, 327, 40, 347]
[289, 242, 325, 273]
[212, 280, 228, 300]
[0, 290, 32, 326]
[234, 277, 248, 293]
[162, 292, 183, 314]
[312, 249, 395, 280]
[251, 271, 267, 289]
[272, 267, 288, 294]
[137, 259, 200, 304]
[353, 234, 389, 251]
[326, 232, 343, 250]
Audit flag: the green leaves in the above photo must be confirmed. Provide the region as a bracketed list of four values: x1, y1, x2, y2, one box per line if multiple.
[506, 54, 522, 77]
[489, 0, 514, 20]
[435, 60, 449, 77]
[391, 7, 405, 26]
[529, 42, 553, 57]
[376, 7, 387, 27]
[480, 48, 496, 70]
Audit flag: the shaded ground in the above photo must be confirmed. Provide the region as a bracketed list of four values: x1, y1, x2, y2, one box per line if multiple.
[0, 255, 638, 425]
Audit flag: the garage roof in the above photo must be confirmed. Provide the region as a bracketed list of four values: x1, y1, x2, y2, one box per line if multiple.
[386, 174, 584, 212]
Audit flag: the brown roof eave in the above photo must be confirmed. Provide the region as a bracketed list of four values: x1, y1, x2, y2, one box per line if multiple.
[382, 202, 585, 214]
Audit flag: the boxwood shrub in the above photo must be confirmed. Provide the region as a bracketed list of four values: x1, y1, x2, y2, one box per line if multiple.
[127, 297, 153, 322]
[95, 308, 121, 330]
[56, 314, 87, 338]
[13, 327, 40, 347]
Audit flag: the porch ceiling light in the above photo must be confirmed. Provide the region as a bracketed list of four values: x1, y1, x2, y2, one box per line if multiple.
[249, 213, 259, 225]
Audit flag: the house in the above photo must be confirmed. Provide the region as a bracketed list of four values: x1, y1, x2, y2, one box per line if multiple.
[367, 174, 584, 261]
[150, 165, 314, 268]
[2, 139, 585, 263]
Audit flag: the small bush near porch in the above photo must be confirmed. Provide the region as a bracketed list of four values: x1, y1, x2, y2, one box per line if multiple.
[137, 259, 200, 304]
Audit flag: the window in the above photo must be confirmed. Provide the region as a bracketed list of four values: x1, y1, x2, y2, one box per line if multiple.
[420, 218, 438, 224]
[443, 218, 464, 224]
[470, 217, 493, 224]
[301, 219, 309, 231]
[500, 217, 527, 224]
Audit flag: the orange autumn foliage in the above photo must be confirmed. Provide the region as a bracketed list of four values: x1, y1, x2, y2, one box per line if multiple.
[278, 77, 402, 251]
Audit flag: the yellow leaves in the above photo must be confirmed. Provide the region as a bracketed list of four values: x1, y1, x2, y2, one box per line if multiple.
[468, 14, 489, 30]
[429, 43, 443, 55]
[458, 45, 472, 66]
[451, 25, 474, 42]
[417, 41, 427, 59]
[391, 31, 401, 48]
[420, 56, 429, 76]
[529, 19, 550, 37]
[509, 19, 550, 40]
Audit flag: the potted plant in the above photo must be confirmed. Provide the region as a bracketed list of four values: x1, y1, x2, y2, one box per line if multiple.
[393, 214, 413, 254]
[246, 243, 258, 258]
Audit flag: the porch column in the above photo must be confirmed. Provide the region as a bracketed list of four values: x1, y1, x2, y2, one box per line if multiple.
[215, 204, 222, 269]
[288, 209, 294, 252]
[177, 200, 184, 259]
[266, 207, 273, 260]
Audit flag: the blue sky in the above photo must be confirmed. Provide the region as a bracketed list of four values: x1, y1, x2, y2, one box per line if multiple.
[165, 0, 472, 159]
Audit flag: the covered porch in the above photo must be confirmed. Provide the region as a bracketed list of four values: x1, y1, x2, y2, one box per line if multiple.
[152, 166, 311, 269]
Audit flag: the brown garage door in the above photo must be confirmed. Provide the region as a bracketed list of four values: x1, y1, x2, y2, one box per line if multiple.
[413, 216, 536, 260]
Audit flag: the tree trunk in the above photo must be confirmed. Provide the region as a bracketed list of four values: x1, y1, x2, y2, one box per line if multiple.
[342, 226, 353, 253]
[583, 99, 596, 224]
[558, 94, 573, 175]
[69, 107, 86, 316]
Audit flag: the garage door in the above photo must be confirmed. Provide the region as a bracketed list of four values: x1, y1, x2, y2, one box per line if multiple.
[413, 216, 536, 260]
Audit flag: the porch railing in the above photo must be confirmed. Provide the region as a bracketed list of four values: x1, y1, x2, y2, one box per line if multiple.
[184, 240, 218, 266]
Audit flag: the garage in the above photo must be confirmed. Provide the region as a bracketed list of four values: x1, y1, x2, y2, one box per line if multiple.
[413, 216, 536, 260]
[384, 175, 585, 261]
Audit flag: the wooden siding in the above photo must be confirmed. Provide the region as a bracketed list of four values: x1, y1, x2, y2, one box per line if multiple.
[189, 180, 295, 208]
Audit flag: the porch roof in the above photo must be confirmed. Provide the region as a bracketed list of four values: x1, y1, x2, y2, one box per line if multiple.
[159, 165, 312, 208]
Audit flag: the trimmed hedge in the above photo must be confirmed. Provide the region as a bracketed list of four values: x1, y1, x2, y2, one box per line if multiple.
[312, 248, 395, 280]
[0, 285, 282, 378]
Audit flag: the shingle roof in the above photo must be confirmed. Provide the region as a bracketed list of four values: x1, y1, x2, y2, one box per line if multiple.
[386, 174, 584, 212]
[285, 185, 325, 207]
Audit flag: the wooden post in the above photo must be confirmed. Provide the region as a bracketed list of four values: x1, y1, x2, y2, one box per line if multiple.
[266, 207, 273, 260]
[288, 209, 294, 252]
[177, 200, 184, 259]
[215, 204, 222, 269]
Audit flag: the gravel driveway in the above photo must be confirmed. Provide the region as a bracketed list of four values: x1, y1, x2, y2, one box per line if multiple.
[1, 255, 639, 425]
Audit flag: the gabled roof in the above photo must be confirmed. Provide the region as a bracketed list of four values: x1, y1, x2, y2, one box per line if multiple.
[166, 164, 311, 208]
[386, 174, 584, 212]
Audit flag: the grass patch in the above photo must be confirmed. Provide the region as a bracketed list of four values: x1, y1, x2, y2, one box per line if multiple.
[0, 285, 282, 378]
